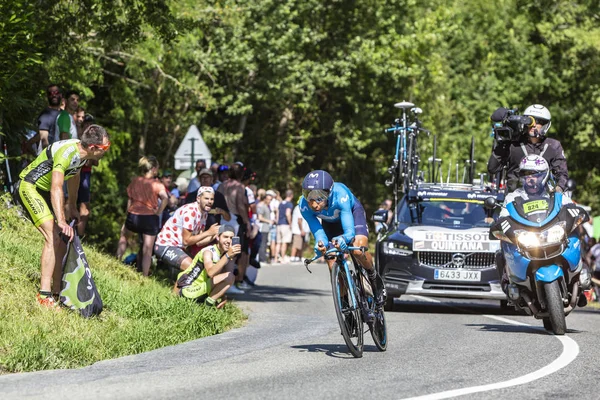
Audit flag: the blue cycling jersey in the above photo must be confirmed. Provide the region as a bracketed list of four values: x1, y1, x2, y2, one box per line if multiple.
[300, 182, 357, 246]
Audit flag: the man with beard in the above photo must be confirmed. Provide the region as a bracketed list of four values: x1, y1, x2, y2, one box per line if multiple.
[37, 84, 62, 148]
[175, 225, 241, 308]
[56, 90, 80, 140]
[154, 186, 220, 272]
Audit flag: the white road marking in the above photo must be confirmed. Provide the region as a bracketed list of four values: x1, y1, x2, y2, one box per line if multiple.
[401, 297, 580, 400]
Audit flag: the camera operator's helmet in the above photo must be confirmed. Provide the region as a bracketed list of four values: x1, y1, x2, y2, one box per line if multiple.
[523, 104, 551, 136]
[518, 155, 550, 195]
[302, 170, 334, 204]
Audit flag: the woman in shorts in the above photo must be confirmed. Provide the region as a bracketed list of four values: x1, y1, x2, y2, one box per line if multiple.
[116, 156, 169, 276]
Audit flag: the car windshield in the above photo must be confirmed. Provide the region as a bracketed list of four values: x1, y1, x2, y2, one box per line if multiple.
[398, 199, 492, 228]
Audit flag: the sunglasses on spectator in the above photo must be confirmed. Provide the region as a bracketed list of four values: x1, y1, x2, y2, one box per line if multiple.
[92, 141, 111, 151]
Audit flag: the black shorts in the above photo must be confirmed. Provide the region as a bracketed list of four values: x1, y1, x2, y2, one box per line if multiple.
[125, 212, 160, 236]
[154, 244, 190, 269]
[321, 199, 369, 242]
[77, 170, 92, 204]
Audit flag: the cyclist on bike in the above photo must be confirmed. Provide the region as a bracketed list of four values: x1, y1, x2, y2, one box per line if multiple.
[300, 170, 386, 306]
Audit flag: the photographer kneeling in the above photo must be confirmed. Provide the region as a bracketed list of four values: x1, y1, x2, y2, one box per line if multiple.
[487, 104, 568, 193]
[175, 225, 241, 308]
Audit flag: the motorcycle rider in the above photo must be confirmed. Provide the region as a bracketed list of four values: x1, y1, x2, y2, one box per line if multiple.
[487, 104, 569, 193]
[497, 155, 588, 307]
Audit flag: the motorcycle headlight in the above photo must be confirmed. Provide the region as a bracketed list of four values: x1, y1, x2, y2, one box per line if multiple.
[515, 222, 566, 249]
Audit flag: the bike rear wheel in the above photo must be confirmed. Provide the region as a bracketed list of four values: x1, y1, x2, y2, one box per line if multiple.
[331, 261, 364, 358]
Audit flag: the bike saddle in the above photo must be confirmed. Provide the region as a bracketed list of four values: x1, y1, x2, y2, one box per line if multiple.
[394, 101, 415, 109]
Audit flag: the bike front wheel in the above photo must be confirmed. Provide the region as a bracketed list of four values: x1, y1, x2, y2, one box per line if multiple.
[331, 261, 364, 358]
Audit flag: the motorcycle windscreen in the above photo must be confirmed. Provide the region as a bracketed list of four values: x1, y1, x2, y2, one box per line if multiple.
[517, 197, 552, 223]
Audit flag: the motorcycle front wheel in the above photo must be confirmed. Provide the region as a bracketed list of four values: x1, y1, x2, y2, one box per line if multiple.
[544, 280, 567, 335]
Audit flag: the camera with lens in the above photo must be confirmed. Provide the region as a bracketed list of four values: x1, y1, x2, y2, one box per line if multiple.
[491, 108, 535, 143]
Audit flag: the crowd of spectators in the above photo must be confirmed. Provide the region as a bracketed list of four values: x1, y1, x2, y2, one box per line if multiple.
[16, 84, 315, 308]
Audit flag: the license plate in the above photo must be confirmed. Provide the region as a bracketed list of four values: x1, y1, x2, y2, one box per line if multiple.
[434, 269, 481, 281]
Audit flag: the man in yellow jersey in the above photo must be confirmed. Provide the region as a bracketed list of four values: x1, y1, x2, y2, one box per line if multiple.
[14, 125, 110, 307]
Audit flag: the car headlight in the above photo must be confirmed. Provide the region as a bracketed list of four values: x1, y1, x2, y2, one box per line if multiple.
[515, 222, 566, 249]
[382, 242, 413, 256]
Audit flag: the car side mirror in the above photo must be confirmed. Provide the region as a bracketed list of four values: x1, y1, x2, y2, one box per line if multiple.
[372, 209, 390, 231]
[483, 197, 497, 210]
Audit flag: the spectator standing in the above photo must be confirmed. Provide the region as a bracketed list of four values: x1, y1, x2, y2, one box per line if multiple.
[187, 159, 207, 194]
[217, 163, 251, 290]
[56, 90, 80, 140]
[13, 125, 110, 307]
[154, 187, 220, 272]
[256, 191, 274, 263]
[267, 189, 280, 263]
[116, 156, 169, 276]
[374, 199, 393, 234]
[290, 201, 310, 262]
[213, 164, 229, 191]
[76, 113, 97, 236]
[159, 170, 179, 227]
[210, 162, 219, 184]
[37, 84, 62, 148]
[275, 189, 294, 263]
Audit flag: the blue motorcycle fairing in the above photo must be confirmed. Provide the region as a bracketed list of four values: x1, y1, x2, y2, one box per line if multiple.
[534, 264, 564, 283]
[502, 241, 530, 283]
[505, 192, 563, 228]
[562, 235, 582, 271]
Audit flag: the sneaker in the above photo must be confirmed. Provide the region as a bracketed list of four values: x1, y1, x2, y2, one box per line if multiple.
[237, 281, 252, 290]
[36, 293, 60, 309]
[227, 285, 245, 294]
[243, 276, 257, 287]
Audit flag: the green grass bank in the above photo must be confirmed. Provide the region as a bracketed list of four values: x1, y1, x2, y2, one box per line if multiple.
[0, 205, 246, 373]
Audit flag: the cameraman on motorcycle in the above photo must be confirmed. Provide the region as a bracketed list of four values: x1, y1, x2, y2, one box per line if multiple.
[497, 155, 588, 307]
[487, 104, 568, 193]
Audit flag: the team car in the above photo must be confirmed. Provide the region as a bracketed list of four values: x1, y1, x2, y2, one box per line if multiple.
[373, 182, 506, 310]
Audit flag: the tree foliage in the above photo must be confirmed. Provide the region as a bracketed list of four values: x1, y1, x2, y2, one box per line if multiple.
[2, 0, 599, 249]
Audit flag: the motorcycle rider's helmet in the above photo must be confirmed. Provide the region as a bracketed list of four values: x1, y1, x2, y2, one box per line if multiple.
[518, 155, 550, 195]
[523, 104, 551, 137]
[302, 170, 334, 204]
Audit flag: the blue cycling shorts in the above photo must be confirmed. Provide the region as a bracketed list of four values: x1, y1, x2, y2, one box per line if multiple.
[321, 198, 369, 243]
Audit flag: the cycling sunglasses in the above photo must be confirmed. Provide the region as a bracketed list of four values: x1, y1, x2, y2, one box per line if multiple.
[92, 140, 111, 151]
[534, 118, 549, 125]
[304, 189, 329, 204]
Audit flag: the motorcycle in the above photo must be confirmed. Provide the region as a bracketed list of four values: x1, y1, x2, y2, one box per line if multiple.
[485, 191, 590, 335]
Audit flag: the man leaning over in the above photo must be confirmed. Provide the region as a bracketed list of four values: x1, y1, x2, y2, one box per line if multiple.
[13, 125, 111, 307]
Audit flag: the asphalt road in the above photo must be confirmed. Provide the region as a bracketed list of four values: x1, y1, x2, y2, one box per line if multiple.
[2, 262, 600, 399]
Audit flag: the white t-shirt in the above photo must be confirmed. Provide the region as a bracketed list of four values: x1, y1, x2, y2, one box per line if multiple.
[270, 198, 280, 222]
[291, 205, 309, 235]
[156, 202, 207, 248]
